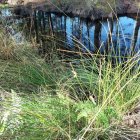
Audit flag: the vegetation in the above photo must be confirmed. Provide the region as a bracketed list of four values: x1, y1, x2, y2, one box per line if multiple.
[0, 1, 140, 139]
[0, 23, 140, 139]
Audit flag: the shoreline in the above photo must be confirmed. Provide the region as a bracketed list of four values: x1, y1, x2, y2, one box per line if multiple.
[6, 0, 140, 21]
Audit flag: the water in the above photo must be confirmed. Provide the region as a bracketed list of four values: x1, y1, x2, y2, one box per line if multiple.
[33, 11, 140, 56]
[1, 9, 140, 56]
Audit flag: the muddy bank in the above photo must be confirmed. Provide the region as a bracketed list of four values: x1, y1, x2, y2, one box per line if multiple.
[7, 0, 140, 20]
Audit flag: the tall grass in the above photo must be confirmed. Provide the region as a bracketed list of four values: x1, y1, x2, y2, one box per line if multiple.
[0, 21, 140, 140]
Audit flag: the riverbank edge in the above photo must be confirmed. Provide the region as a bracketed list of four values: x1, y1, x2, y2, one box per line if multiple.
[6, 0, 140, 21]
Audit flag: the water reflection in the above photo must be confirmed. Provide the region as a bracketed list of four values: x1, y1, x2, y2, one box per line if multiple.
[33, 11, 140, 56]
[1, 9, 140, 56]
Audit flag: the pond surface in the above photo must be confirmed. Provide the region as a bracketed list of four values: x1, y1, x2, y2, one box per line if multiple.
[1, 9, 140, 57]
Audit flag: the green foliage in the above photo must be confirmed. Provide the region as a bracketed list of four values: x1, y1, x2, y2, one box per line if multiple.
[2, 94, 85, 139]
[20, 62, 57, 90]
[0, 4, 8, 8]
[0, 24, 140, 139]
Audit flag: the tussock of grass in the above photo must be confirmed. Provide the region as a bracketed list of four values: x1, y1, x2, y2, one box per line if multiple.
[0, 25, 140, 140]
[0, 27, 16, 60]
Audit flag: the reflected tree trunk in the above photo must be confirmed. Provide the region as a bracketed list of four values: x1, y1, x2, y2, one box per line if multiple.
[79, 20, 83, 42]
[64, 16, 67, 47]
[115, 20, 120, 55]
[60, 17, 63, 30]
[105, 18, 114, 54]
[64, 16, 66, 37]
[87, 21, 91, 51]
[48, 13, 54, 36]
[38, 11, 42, 32]
[94, 21, 101, 53]
[72, 18, 74, 35]
[77, 18, 80, 40]
[56, 16, 58, 29]
[131, 20, 140, 55]
[34, 10, 39, 43]
[42, 11, 45, 32]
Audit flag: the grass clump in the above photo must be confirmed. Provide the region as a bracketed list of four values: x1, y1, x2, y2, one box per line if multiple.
[0, 4, 8, 8]
[0, 25, 140, 140]
[0, 27, 16, 60]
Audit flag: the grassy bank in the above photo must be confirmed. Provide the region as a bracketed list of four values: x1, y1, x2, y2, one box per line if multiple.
[0, 25, 140, 140]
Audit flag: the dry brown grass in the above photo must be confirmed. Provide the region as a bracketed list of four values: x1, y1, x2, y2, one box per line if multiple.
[0, 27, 16, 60]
